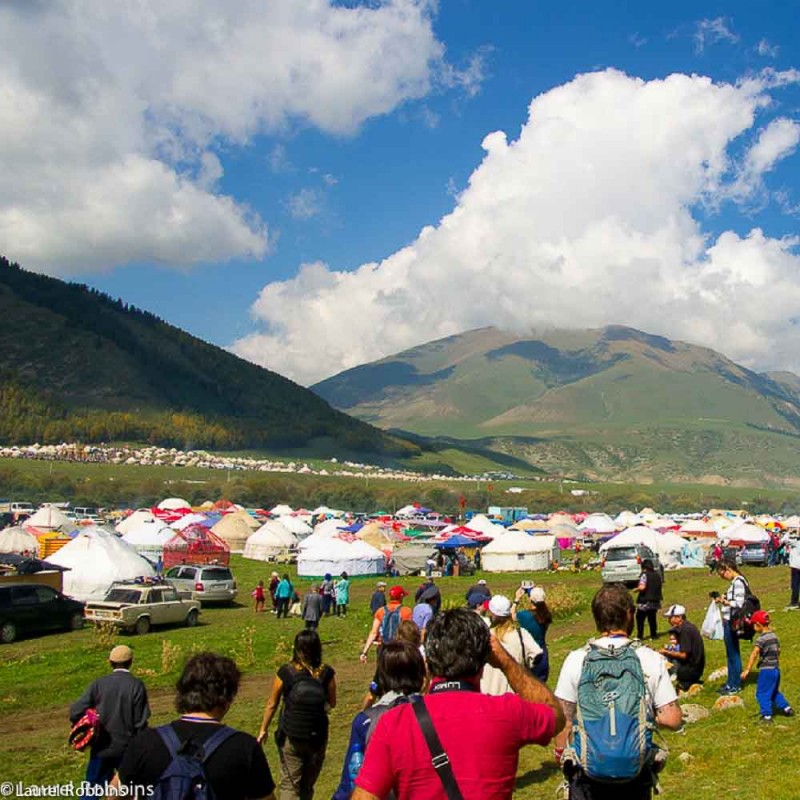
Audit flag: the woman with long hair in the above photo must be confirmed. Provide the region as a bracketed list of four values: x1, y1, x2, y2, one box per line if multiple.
[257, 630, 336, 800]
[513, 585, 553, 682]
[635, 558, 663, 640]
[480, 594, 541, 695]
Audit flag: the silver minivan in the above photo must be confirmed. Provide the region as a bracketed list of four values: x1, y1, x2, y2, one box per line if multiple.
[601, 544, 661, 586]
[165, 564, 238, 605]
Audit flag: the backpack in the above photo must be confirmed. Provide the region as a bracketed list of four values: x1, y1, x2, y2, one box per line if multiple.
[380, 606, 402, 643]
[572, 642, 655, 782]
[730, 577, 760, 641]
[281, 670, 329, 742]
[153, 724, 236, 800]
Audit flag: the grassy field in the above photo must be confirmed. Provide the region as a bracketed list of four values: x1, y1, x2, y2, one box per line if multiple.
[2, 556, 800, 798]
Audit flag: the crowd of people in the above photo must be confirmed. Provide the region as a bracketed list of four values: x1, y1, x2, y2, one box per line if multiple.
[68, 554, 798, 800]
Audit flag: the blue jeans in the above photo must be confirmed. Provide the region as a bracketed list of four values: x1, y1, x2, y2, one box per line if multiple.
[756, 667, 790, 717]
[723, 621, 742, 690]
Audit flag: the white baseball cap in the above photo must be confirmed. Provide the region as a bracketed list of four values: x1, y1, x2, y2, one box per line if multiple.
[488, 595, 512, 617]
[664, 604, 686, 617]
[530, 587, 546, 603]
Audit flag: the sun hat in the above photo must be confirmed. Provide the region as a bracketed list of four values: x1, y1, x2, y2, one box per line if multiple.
[530, 586, 546, 603]
[488, 595, 512, 617]
[663, 604, 687, 617]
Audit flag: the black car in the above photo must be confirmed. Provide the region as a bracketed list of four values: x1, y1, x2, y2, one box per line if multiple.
[0, 583, 85, 644]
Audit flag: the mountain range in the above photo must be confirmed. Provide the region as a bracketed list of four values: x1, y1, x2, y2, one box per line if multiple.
[313, 326, 800, 486]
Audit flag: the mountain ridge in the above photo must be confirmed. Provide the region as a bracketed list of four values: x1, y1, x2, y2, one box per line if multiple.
[313, 325, 800, 485]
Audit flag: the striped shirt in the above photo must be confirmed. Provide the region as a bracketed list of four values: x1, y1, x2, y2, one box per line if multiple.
[755, 631, 780, 669]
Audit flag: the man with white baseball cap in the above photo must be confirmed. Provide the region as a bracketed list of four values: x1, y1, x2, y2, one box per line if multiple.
[658, 604, 705, 690]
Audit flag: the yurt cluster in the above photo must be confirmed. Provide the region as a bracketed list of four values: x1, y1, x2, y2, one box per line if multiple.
[1, 499, 797, 602]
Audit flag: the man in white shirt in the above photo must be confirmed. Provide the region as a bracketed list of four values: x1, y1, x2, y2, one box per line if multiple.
[781, 532, 800, 609]
[553, 584, 682, 800]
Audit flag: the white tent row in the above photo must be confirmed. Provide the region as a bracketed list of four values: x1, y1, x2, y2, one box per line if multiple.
[297, 537, 385, 577]
[481, 531, 559, 572]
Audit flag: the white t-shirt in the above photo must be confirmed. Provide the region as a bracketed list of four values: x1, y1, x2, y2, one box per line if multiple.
[481, 626, 543, 696]
[555, 637, 677, 712]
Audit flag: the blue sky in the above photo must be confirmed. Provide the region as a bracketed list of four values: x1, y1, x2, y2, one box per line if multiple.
[1, 1, 799, 384]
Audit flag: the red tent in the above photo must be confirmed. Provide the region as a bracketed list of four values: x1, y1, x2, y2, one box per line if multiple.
[163, 524, 230, 569]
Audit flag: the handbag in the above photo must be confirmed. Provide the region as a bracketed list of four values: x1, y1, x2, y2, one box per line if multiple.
[68, 708, 100, 751]
[411, 697, 464, 800]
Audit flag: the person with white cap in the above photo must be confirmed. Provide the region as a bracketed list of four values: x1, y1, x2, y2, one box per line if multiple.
[658, 604, 706, 690]
[480, 594, 543, 696]
[70, 644, 151, 789]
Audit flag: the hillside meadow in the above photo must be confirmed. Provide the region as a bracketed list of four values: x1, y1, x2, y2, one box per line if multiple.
[2, 557, 799, 798]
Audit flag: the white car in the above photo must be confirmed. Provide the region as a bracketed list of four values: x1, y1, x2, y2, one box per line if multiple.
[165, 564, 238, 605]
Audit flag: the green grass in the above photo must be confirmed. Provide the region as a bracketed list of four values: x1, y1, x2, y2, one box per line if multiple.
[3, 557, 800, 798]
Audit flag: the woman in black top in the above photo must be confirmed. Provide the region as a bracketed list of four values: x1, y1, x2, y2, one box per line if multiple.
[635, 558, 663, 640]
[117, 652, 275, 800]
[258, 629, 336, 800]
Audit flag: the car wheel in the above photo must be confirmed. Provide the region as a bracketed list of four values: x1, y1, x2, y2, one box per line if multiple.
[0, 621, 17, 644]
[186, 609, 199, 628]
[69, 612, 84, 631]
[134, 617, 151, 635]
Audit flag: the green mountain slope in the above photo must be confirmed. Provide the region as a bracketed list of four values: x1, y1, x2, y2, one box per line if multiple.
[313, 326, 800, 485]
[0, 256, 418, 459]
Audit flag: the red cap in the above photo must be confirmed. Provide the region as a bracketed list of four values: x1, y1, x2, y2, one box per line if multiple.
[388, 585, 408, 601]
[750, 610, 770, 626]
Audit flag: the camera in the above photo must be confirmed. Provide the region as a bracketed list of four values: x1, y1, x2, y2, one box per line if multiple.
[709, 590, 720, 599]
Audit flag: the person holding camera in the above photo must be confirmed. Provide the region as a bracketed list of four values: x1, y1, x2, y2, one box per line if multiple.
[351, 608, 564, 800]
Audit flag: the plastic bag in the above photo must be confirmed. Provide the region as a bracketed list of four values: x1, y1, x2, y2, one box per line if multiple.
[701, 600, 723, 640]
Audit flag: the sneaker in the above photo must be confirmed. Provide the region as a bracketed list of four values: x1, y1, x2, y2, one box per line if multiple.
[760, 715, 773, 724]
[783, 707, 795, 717]
[718, 686, 741, 696]
[785, 605, 800, 611]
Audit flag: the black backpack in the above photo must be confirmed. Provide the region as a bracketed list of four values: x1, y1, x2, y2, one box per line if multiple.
[730, 577, 761, 640]
[153, 724, 236, 800]
[281, 670, 329, 742]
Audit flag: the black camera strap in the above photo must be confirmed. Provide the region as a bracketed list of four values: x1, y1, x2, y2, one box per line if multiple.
[411, 696, 464, 800]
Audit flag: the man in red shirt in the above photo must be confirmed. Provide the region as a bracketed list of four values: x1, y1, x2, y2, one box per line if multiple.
[352, 608, 565, 800]
[359, 585, 413, 662]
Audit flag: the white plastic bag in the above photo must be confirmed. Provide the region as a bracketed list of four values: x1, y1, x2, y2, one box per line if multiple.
[701, 600, 723, 640]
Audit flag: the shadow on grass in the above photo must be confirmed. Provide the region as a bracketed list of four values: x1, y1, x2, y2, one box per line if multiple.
[515, 761, 561, 789]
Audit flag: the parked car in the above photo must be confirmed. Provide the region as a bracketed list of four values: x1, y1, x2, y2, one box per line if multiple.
[739, 541, 770, 566]
[84, 580, 201, 634]
[0, 583, 85, 644]
[164, 564, 238, 605]
[600, 544, 662, 586]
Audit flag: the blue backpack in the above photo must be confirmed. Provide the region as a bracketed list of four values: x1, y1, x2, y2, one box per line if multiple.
[380, 606, 402, 643]
[572, 642, 655, 782]
[153, 724, 237, 800]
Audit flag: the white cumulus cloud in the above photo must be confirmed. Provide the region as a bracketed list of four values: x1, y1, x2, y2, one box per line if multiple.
[0, 0, 454, 273]
[232, 69, 800, 385]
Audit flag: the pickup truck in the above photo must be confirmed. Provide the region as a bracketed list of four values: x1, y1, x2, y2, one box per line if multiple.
[84, 581, 201, 635]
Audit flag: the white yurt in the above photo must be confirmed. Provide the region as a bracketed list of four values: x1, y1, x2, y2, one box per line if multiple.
[463, 514, 506, 540]
[47, 528, 155, 601]
[158, 497, 191, 510]
[298, 537, 385, 577]
[277, 515, 313, 540]
[24, 505, 71, 531]
[171, 513, 208, 531]
[679, 519, 716, 536]
[719, 522, 770, 543]
[578, 513, 617, 534]
[270, 504, 294, 516]
[116, 509, 158, 535]
[0, 526, 39, 555]
[121, 520, 175, 561]
[243, 521, 298, 561]
[614, 510, 641, 528]
[481, 531, 559, 572]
